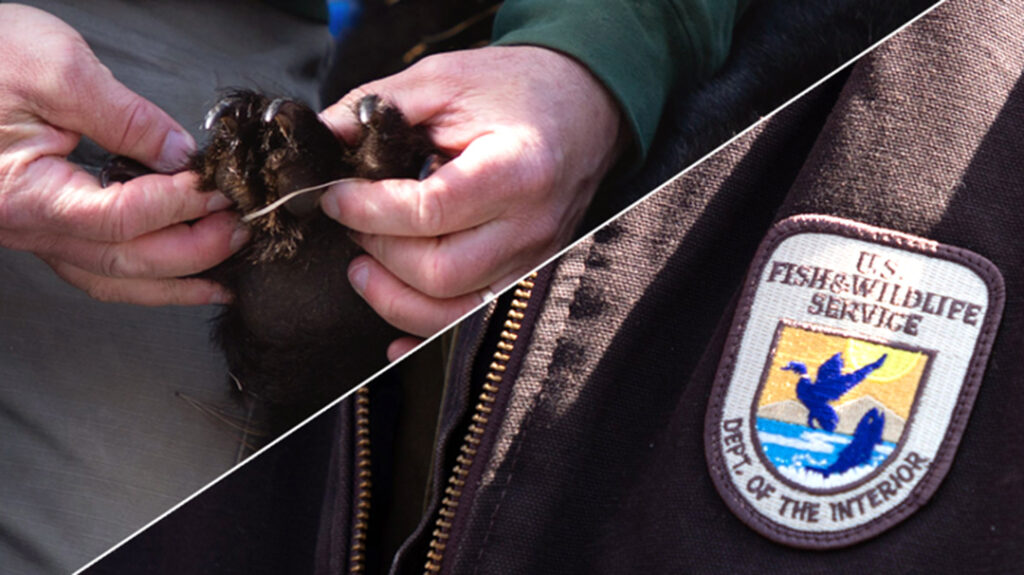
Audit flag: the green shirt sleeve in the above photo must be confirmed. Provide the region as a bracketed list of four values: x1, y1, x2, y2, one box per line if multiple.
[492, 0, 749, 167]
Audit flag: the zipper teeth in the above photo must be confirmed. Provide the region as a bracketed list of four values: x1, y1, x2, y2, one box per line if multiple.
[349, 386, 372, 574]
[423, 273, 538, 574]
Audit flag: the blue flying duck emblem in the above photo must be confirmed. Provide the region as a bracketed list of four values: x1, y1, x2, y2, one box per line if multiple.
[784, 352, 887, 432]
[704, 215, 1001, 548]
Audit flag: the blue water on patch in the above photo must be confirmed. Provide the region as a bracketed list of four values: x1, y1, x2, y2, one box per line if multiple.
[756, 417, 896, 475]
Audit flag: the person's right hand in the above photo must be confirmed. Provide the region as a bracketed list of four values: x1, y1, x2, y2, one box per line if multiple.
[0, 4, 246, 306]
[319, 46, 626, 360]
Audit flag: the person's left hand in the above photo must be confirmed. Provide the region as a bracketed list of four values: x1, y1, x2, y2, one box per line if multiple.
[319, 46, 626, 360]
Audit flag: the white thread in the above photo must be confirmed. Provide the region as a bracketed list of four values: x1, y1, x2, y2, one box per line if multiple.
[240, 177, 362, 223]
[480, 288, 497, 304]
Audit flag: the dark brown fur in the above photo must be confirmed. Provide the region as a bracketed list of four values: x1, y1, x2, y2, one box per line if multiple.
[193, 91, 435, 434]
[105, 90, 437, 435]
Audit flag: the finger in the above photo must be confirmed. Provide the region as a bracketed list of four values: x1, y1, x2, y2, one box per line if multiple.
[319, 55, 456, 139]
[12, 162, 227, 242]
[317, 100, 362, 145]
[387, 337, 424, 363]
[31, 44, 194, 172]
[350, 216, 552, 299]
[23, 210, 247, 279]
[321, 131, 531, 237]
[348, 255, 483, 337]
[43, 258, 230, 307]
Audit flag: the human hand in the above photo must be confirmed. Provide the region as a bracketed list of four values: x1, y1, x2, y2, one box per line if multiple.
[0, 4, 245, 306]
[319, 46, 625, 358]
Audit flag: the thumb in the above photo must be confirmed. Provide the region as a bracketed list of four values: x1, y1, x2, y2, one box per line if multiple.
[319, 55, 451, 142]
[41, 52, 194, 173]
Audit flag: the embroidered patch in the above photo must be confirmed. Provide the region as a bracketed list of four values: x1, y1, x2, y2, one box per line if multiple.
[704, 215, 1004, 549]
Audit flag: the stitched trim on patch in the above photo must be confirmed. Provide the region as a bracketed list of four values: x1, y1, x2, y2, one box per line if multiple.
[704, 214, 1005, 549]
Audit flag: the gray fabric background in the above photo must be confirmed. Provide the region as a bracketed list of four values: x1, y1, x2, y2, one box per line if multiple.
[0, 2, 330, 573]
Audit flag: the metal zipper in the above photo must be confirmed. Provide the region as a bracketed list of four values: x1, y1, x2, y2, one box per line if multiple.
[423, 273, 538, 574]
[349, 386, 373, 574]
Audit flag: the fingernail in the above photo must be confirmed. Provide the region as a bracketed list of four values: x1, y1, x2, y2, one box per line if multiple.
[320, 192, 340, 220]
[209, 289, 233, 305]
[349, 261, 369, 295]
[229, 226, 251, 252]
[206, 192, 233, 212]
[157, 130, 195, 172]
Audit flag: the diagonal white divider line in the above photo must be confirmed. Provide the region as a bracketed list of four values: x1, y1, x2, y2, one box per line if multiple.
[73, 2, 949, 571]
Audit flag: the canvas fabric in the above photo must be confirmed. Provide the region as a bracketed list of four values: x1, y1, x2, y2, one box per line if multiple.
[387, 1, 1024, 572]
[75, 0, 1024, 573]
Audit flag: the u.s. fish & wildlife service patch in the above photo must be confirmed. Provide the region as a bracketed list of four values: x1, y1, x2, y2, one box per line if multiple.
[704, 215, 1004, 548]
